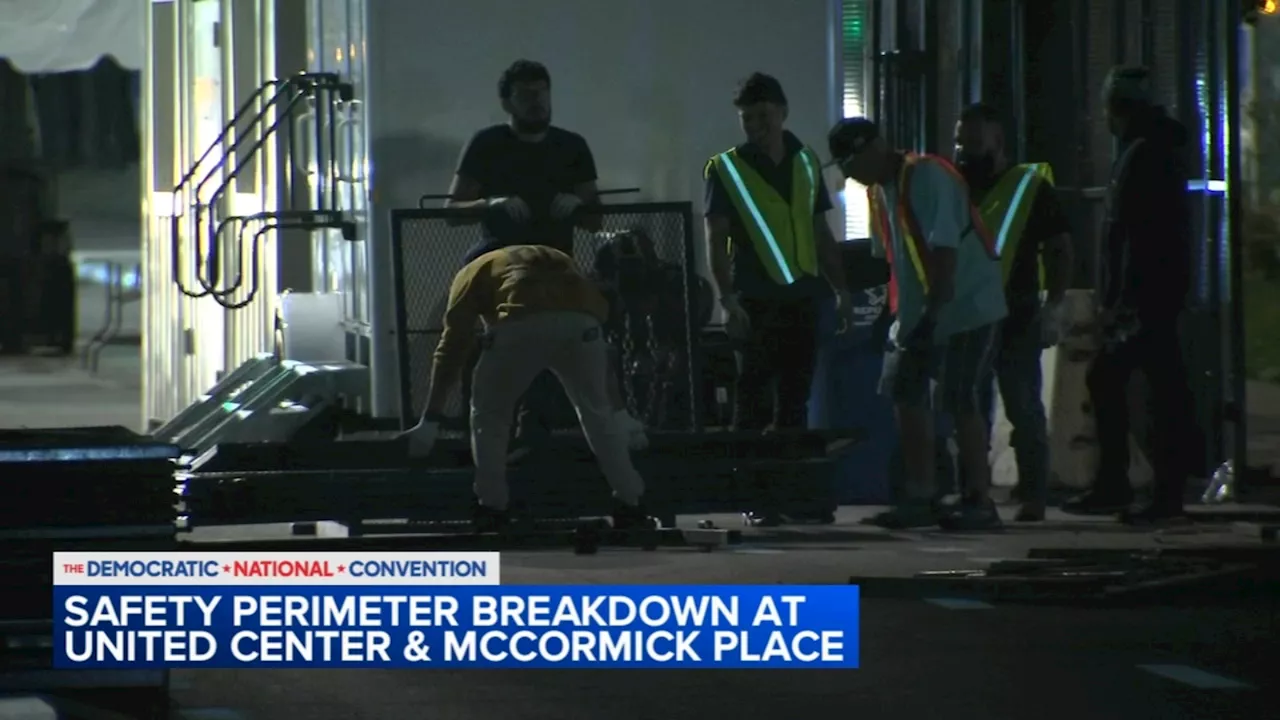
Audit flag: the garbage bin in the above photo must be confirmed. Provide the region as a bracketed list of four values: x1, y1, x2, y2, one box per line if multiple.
[808, 243, 958, 504]
[809, 282, 897, 503]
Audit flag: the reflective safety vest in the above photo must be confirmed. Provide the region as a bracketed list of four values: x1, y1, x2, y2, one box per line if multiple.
[705, 146, 822, 286]
[866, 153, 995, 313]
[976, 163, 1055, 286]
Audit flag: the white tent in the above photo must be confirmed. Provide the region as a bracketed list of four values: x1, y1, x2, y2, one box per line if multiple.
[0, 0, 144, 73]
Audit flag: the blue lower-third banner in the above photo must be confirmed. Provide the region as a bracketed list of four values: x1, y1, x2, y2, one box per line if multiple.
[55, 585, 860, 669]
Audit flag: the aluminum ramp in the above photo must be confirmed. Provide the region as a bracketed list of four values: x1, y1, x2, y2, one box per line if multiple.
[171, 360, 370, 454]
[150, 353, 280, 445]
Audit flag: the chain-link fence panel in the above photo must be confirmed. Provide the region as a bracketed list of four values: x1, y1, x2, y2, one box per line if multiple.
[390, 203, 705, 434]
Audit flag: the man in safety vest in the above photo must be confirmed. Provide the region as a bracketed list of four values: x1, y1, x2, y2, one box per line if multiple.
[703, 72, 855, 526]
[829, 117, 1007, 531]
[954, 103, 1075, 522]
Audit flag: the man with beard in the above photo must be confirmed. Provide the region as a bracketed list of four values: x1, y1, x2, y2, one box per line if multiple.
[954, 102, 1074, 522]
[829, 117, 1007, 530]
[1062, 66, 1197, 523]
[442, 59, 617, 457]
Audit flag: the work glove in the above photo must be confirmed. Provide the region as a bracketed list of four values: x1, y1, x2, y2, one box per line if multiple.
[487, 196, 531, 222]
[720, 293, 751, 340]
[614, 409, 650, 451]
[833, 290, 855, 335]
[1040, 298, 1068, 348]
[549, 193, 584, 221]
[902, 314, 936, 354]
[402, 419, 440, 458]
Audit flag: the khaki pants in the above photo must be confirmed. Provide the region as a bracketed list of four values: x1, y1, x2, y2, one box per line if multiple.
[471, 311, 645, 510]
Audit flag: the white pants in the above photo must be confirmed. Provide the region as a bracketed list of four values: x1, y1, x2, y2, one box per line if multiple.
[470, 311, 646, 510]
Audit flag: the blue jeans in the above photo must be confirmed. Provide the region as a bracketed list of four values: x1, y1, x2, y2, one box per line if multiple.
[980, 315, 1049, 502]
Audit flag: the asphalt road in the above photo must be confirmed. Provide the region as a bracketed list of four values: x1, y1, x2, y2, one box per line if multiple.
[165, 597, 1276, 720]
[6, 511, 1278, 720]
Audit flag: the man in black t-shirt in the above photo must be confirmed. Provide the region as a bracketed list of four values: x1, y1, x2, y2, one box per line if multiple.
[446, 59, 602, 260]
[443, 60, 603, 454]
[955, 103, 1074, 522]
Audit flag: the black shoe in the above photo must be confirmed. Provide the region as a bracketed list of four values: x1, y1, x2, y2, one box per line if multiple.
[612, 501, 653, 531]
[938, 497, 1004, 531]
[1119, 502, 1188, 526]
[1061, 489, 1133, 516]
[472, 502, 510, 533]
[1014, 501, 1046, 522]
[863, 503, 940, 530]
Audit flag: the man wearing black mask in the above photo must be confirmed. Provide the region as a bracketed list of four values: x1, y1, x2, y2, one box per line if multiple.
[1062, 66, 1196, 523]
[954, 103, 1074, 521]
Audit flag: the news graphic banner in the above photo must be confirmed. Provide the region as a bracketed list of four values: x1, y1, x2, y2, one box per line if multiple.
[53, 553, 860, 670]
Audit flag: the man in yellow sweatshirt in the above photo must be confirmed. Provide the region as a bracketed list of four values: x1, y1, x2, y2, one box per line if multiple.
[402, 245, 648, 531]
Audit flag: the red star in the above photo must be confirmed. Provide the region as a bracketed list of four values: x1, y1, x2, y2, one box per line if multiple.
[337, 565, 346, 573]
[222, 565, 231, 573]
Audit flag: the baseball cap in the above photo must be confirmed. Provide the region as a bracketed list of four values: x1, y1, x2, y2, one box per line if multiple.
[1102, 66, 1153, 105]
[827, 117, 879, 165]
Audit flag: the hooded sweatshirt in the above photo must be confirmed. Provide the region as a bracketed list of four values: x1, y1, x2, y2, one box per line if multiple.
[1100, 106, 1193, 326]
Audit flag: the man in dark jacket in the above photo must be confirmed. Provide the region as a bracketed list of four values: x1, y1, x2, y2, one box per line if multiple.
[1063, 66, 1197, 523]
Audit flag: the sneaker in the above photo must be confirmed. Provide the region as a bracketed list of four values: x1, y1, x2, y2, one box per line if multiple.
[938, 497, 1003, 531]
[1014, 501, 1046, 522]
[472, 502, 510, 534]
[1061, 489, 1133, 516]
[612, 501, 653, 531]
[743, 511, 784, 528]
[1119, 502, 1188, 526]
[864, 503, 939, 530]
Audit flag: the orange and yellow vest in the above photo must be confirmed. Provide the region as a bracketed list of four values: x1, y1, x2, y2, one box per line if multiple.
[866, 153, 996, 313]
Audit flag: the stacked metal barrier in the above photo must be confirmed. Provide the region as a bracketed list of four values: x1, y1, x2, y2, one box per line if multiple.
[0, 427, 180, 714]
[389, 203, 702, 432]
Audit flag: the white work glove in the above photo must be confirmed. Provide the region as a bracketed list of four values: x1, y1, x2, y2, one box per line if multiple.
[487, 196, 531, 222]
[402, 419, 440, 458]
[549, 192, 585, 221]
[1040, 298, 1068, 347]
[833, 290, 855, 335]
[720, 293, 751, 340]
[614, 409, 649, 451]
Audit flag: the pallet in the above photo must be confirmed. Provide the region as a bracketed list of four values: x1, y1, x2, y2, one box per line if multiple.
[183, 520, 741, 554]
[178, 429, 863, 531]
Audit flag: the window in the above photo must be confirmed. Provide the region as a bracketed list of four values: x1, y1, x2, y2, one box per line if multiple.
[840, 0, 871, 240]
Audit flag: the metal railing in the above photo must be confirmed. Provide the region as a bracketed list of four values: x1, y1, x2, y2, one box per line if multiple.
[82, 261, 141, 374]
[169, 73, 355, 311]
[388, 203, 702, 433]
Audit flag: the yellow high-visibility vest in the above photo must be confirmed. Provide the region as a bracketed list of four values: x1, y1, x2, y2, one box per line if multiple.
[704, 147, 821, 286]
[976, 162, 1055, 286]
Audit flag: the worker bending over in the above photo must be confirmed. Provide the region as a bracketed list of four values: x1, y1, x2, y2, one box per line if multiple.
[703, 72, 854, 526]
[830, 118, 1007, 531]
[443, 59, 618, 457]
[955, 103, 1074, 522]
[403, 245, 648, 532]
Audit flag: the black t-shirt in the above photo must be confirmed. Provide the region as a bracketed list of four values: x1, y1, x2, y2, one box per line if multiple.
[456, 125, 598, 256]
[704, 132, 834, 302]
[973, 173, 1071, 328]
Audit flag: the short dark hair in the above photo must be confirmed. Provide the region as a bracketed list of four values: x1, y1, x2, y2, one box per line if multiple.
[499, 60, 551, 100]
[959, 102, 1001, 125]
[734, 72, 787, 108]
[38, 219, 70, 236]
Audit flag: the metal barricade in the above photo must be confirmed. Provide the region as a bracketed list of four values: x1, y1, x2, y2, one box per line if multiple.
[390, 203, 702, 433]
